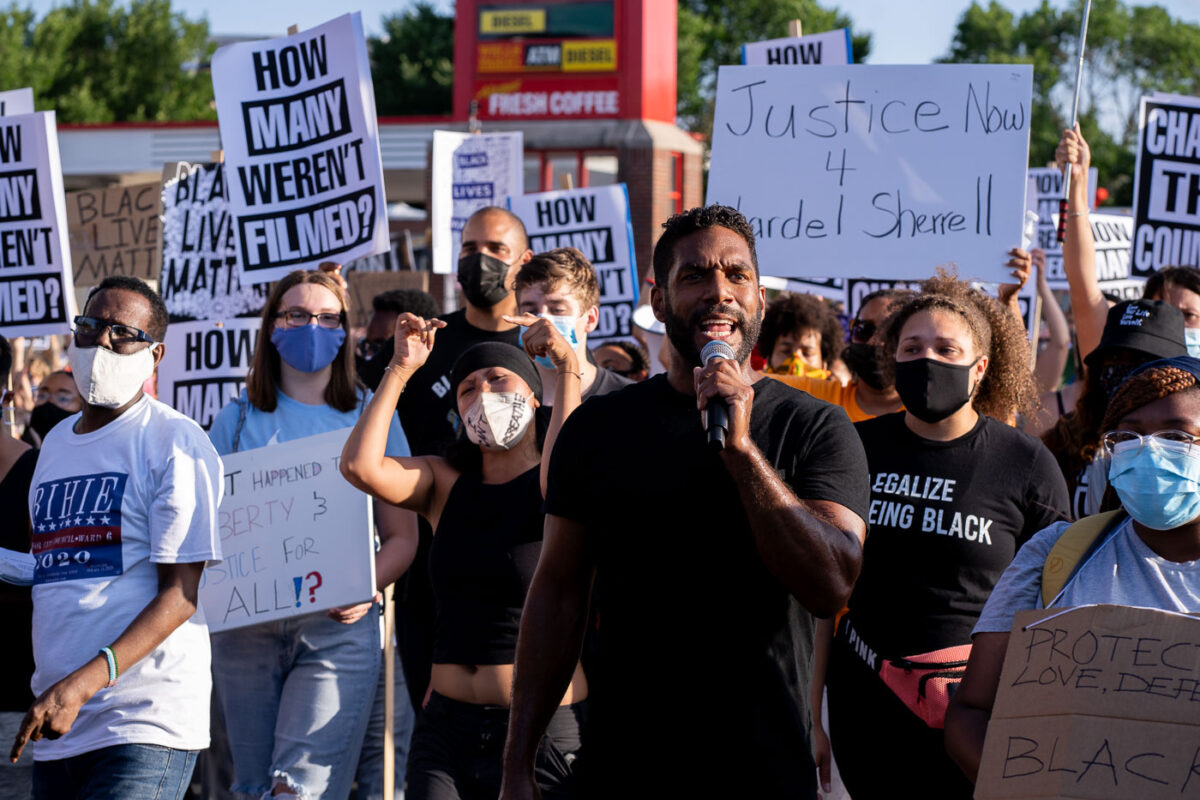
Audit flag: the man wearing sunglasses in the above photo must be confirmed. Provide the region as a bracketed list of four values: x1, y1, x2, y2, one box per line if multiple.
[14, 276, 222, 800]
[764, 289, 912, 422]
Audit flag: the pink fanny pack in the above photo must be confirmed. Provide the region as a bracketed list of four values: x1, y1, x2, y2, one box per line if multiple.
[877, 644, 971, 729]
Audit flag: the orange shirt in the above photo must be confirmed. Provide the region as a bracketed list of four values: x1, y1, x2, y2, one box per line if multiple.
[763, 373, 879, 423]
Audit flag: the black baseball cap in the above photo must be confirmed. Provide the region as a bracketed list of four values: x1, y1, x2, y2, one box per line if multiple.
[1084, 299, 1187, 367]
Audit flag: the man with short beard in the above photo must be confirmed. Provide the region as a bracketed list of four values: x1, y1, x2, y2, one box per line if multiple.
[498, 205, 870, 799]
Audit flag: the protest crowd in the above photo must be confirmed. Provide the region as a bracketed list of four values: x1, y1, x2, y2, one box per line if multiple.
[3, 5, 1200, 800]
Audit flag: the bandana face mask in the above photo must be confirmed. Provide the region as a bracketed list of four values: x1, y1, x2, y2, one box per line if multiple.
[462, 391, 535, 450]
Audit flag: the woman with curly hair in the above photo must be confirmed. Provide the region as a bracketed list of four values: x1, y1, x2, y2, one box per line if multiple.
[947, 356, 1200, 781]
[819, 272, 1070, 799]
[758, 292, 843, 379]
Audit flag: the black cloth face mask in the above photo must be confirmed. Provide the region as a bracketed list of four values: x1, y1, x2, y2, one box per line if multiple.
[457, 252, 512, 309]
[893, 357, 978, 423]
[30, 402, 74, 440]
[842, 342, 886, 391]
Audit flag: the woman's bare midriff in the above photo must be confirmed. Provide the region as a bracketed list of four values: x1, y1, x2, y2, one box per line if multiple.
[430, 662, 587, 707]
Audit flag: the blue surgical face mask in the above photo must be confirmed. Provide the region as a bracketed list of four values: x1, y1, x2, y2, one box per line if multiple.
[519, 314, 579, 369]
[1186, 328, 1200, 359]
[270, 324, 346, 373]
[1109, 438, 1200, 530]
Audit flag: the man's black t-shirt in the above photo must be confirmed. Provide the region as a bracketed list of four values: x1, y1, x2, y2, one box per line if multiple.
[359, 308, 520, 457]
[847, 412, 1069, 657]
[545, 374, 869, 796]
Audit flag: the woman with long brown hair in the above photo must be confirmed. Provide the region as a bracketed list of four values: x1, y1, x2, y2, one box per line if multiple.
[207, 270, 417, 800]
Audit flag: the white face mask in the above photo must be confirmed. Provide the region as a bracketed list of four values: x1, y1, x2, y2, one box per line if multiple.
[1186, 327, 1200, 359]
[463, 391, 535, 450]
[68, 345, 157, 409]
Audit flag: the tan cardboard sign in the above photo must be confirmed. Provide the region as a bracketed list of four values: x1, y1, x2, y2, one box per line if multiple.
[976, 604, 1200, 799]
[345, 270, 429, 329]
[66, 182, 163, 286]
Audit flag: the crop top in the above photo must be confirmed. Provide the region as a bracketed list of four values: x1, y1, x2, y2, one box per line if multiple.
[429, 465, 544, 665]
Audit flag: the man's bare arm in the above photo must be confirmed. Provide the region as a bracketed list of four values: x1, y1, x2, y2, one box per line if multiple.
[11, 562, 205, 761]
[499, 515, 595, 800]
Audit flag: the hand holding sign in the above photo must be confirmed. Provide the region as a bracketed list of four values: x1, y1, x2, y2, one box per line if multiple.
[998, 247, 1032, 310]
[503, 313, 579, 373]
[390, 313, 446, 377]
[1055, 124, 1091, 176]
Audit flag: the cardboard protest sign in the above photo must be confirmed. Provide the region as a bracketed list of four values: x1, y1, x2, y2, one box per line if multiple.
[211, 13, 389, 284]
[763, 276, 845, 302]
[742, 29, 852, 66]
[976, 604, 1200, 799]
[1025, 166, 1097, 286]
[508, 184, 639, 341]
[0, 88, 33, 116]
[846, 278, 922, 320]
[706, 65, 1033, 283]
[161, 162, 268, 320]
[1132, 94, 1200, 276]
[200, 427, 376, 633]
[158, 317, 259, 430]
[66, 182, 162, 287]
[1036, 209, 1133, 292]
[0, 111, 76, 336]
[345, 269, 430, 329]
[431, 131, 524, 275]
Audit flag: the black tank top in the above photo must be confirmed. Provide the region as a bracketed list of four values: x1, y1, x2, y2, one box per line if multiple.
[429, 465, 544, 665]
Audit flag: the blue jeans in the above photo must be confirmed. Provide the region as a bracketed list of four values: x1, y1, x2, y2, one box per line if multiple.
[212, 606, 381, 800]
[355, 645, 416, 799]
[32, 743, 197, 800]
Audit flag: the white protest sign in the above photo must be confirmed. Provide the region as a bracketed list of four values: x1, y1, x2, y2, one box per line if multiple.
[742, 29, 852, 66]
[200, 427, 376, 633]
[707, 65, 1033, 283]
[212, 13, 389, 284]
[0, 111, 77, 336]
[508, 184, 639, 341]
[431, 131, 524, 275]
[1132, 94, 1200, 276]
[1038, 210, 1135, 291]
[158, 317, 259, 430]
[0, 88, 33, 117]
[161, 162, 268, 320]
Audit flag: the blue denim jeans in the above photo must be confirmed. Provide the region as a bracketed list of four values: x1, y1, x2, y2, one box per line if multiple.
[32, 743, 197, 800]
[211, 606, 381, 800]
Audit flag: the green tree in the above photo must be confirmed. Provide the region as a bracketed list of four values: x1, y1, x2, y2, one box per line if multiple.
[677, 0, 870, 133]
[943, 0, 1200, 205]
[0, 0, 215, 123]
[369, 2, 454, 117]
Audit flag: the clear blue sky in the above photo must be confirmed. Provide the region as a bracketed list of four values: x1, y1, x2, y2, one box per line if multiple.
[23, 0, 1200, 61]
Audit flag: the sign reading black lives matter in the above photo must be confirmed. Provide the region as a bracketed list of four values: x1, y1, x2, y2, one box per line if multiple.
[0, 111, 76, 336]
[1132, 94, 1200, 277]
[509, 185, 639, 342]
[707, 65, 1033, 284]
[211, 13, 389, 284]
[161, 162, 268, 320]
[159, 317, 260, 430]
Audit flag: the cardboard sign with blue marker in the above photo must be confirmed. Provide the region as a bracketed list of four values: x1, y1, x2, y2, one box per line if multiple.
[707, 64, 1033, 283]
[211, 13, 389, 284]
[0, 110, 77, 336]
[508, 184, 639, 342]
[742, 28, 852, 66]
[431, 130, 524, 275]
[200, 427, 376, 633]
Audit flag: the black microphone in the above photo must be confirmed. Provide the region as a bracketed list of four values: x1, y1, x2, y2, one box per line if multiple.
[700, 340, 736, 450]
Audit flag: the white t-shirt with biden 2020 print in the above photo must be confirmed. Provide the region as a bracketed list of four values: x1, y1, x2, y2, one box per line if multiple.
[28, 395, 223, 760]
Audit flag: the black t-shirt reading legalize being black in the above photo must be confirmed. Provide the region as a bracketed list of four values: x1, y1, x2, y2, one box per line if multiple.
[847, 412, 1069, 658]
[359, 308, 521, 458]
[545, 374, 869, 797]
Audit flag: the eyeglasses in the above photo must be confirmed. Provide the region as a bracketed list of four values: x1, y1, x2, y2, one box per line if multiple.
[1100, 429, 1200, 456]
[36, 389, 80, 408]
[275, 308, 345, 329]
[850, 319, 877, 343]
[73, 316, 157, 348]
